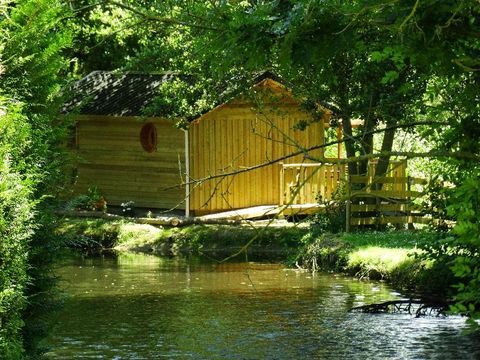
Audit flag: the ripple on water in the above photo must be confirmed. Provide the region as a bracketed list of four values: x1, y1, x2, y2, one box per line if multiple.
[45, 254, 480, 359]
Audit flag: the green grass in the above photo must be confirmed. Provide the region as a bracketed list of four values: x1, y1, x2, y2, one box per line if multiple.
[348, 246, 412, 275]
[341, 230, 439, 248]
[299, 230, 453, 297]
[341, 231, 423, 280]
[55, 218, 308, 257]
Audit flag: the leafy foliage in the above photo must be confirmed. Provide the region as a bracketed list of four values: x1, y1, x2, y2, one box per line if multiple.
[66, 187, 107, 212]
[312, 185, 347, 233]
[67, 0, 479, 326]
[0, 100, 34, 359]
[0, 0, 73, 357]
[0, 1, 478, 354]
[447, 176, 480, 327]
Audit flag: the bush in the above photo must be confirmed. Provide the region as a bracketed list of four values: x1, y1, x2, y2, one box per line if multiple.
[311, 185, 347, 233]
[446, 176, 480, 327]
[296, 234, 352, 272]
[66, 187, 107, 212]
[0, 1, 73, 356]
[0, 101, 35, 359]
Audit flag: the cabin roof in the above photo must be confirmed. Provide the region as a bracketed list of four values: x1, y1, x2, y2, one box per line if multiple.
[192, 75, 333, 124]
[64, 70, 287, 119]
[63, 71, 177, 116]
[64, 71, 339, 125]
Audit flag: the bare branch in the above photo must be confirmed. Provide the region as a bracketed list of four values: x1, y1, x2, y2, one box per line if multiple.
[453, 59, 480, 72]
[399, 0, 420, 32]
[172, 120, 466, 189]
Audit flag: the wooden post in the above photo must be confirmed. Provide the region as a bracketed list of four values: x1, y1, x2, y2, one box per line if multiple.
[346, 175, 351, 233]
[279, 163, 285, 219]
[184, 129, 190, 218]
[301, 166, 306, 204]
[337, 126, 342, 159]
[407, 175, 414, 230]
[279, 163, 284, 206]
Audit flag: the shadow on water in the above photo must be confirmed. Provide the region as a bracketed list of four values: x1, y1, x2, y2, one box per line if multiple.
[45, 253, 480, 359]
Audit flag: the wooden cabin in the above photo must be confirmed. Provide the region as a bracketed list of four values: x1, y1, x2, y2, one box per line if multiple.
[65, 72, 186, 210]
[187, 78, 333, 215]
[66, 71, 354, 217]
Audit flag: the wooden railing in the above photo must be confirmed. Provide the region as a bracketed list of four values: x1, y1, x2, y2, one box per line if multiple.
[346, 175, 431, 230]
[280, 162, 346, 206]
[278, 159, 438, 228]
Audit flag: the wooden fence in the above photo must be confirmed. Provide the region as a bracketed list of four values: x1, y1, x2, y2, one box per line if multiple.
[346, 175, 431, 231]
[278, 160, 439, 228]
[280, 162, 346, 206]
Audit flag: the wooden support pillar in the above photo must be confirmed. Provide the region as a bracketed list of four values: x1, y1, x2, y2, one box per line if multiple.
[345, 175, 351, 233]
[184, 129, 190, 218]
[337, 126, 343, 159]
[279, 163, 284, 206]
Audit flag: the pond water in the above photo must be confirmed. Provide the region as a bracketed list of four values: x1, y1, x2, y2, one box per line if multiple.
[45, 253, 480, 359]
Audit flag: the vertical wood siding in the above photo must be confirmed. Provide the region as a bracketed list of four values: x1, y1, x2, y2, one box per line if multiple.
[74, 115, 185, 209]
[189, 104, 325, 214]
[282, 163, 346, 205]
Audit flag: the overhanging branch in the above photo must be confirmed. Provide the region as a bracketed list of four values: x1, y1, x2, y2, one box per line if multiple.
[162, 120, 476, 190]
[104, 1, 221, 31]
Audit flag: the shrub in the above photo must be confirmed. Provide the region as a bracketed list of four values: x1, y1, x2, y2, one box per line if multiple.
[311, 185, 347, 233]
[66, 187, 107, 212]
[447, 176, 480, 327]
[0, 102, 35, 359]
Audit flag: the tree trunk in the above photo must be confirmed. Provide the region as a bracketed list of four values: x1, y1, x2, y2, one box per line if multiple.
[337, 57, 357, 176]
[374, 121, 396, 190]
[358, 117, 375, 176]
[359, 92, 377, 176]
[342, 114, 358, 176]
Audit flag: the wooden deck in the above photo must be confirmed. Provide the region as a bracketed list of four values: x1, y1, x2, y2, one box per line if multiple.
[197, 205, 280, 221]
[280, 203, 325, 216]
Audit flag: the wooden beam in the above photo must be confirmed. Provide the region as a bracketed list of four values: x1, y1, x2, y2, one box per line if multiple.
[350, 204, 423, 212]
[350, 216, 435, 226]
[197, 205, 280, 221]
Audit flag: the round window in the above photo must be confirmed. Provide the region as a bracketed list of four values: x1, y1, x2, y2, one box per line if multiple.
[140, 122, 157, 153]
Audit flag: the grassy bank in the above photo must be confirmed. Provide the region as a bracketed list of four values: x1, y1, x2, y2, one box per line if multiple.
[56, 217, 454, 298]
[55, 218, 309, 259]
[297, 230, 454, 297]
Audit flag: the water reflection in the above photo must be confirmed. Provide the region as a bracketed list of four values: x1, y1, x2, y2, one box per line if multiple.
[45, 253, 480, 359]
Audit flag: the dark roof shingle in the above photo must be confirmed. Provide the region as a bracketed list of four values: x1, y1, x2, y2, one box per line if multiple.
[63, 71, 176, 116]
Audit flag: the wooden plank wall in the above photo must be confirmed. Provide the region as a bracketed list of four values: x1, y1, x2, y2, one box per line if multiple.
[74, 115, 186, 209]
[189, 104, 324, 214]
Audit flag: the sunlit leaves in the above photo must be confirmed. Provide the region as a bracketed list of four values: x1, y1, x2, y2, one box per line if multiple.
[0, 98, 36, 358]
[445, 176, 480, 327]
[0, 1, 75, 356]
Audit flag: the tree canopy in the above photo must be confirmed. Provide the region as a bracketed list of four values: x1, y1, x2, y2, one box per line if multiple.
[0, 1, 479, 356]
[66, 0, 480, 330]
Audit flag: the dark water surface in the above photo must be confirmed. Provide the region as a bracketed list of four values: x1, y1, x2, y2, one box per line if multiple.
[45, 253, 480, 359]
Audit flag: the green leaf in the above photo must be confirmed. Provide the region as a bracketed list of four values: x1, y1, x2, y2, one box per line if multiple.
[381, 70, 399, 84]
